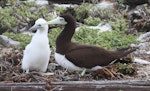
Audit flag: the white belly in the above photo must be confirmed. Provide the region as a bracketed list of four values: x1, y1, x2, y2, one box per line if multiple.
[55, 53, 83, 71]
[22, 42, 51, 72]
[54, 53, 104, 71]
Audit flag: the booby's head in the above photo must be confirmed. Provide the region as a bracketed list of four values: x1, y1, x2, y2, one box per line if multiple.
[29, 18, 48, 32]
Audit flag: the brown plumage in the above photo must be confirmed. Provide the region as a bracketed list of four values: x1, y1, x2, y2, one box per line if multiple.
[49, 14, 136, 71]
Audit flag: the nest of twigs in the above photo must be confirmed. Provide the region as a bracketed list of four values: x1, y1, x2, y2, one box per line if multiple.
[0, 48, 137, 83]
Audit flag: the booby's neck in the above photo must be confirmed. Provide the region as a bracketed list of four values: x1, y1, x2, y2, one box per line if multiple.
[56, 18, 76, 54]
[58, 23, 75, 42]
[36, 27, 48, 35]
[32, 27, 49, 44]
[32, 26, 49, 48]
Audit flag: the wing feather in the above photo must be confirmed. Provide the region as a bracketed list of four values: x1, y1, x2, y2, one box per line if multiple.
[65, 45, 113, 68]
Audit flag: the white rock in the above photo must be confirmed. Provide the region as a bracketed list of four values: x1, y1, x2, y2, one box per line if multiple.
[134, 57, 150, 65]
[138, 42, 149, 50]
[90, 1, 115, 11]
[138, 31, 150, 42]
[97, 23, 112, 33]
[75, 23, 112, 34]
[28, 0, 49, 5]
[146, 51, 150, 54]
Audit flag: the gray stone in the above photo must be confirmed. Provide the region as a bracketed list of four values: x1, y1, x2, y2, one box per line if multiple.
[0, 35, 20, 48]
[138, 32, 150, 42]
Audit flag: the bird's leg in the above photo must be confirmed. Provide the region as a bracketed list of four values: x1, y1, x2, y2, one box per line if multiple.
[80, 68, 86, 76]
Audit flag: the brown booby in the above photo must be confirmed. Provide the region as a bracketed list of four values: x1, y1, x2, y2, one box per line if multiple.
[48, 14, 136, 72]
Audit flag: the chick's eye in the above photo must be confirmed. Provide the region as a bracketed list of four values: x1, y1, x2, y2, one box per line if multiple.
[38, 24, 41, 26]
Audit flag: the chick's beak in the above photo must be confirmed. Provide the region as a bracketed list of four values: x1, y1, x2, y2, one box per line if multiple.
[29, 25, 39, 31]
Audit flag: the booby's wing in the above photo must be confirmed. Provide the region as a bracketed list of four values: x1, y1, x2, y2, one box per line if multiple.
[22, 43, 33, 71]
[23, 43, 32, 55]
[65, 45, 114, 68]
[23, 43, 36, 61]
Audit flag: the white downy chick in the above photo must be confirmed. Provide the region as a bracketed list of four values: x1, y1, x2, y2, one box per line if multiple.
[22, 18, 51, 73]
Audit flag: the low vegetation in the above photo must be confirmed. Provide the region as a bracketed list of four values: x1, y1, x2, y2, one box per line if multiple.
[84, 16, 101, 26]
[0, 1, 52, 33]
[116, 62, 136, 75]
[74, 26, 137, 49]
[2, 1, 138, 49]
[3, 26, 137, 50]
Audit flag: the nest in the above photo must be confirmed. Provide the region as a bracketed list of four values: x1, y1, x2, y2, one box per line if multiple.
[0, 48, 138, 84]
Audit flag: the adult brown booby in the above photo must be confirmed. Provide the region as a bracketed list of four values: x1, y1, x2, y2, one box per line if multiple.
[48, 14, 136, 72]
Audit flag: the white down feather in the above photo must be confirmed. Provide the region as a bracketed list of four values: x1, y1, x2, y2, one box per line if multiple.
[22, 18, 51, 73]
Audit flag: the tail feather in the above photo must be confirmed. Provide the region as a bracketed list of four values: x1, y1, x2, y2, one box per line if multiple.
[115, 47, 137, 59]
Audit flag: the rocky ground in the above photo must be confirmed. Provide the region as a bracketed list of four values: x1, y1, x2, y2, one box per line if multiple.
[0, 0, 150, 86]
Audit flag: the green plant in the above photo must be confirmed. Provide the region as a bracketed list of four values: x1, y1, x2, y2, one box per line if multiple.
[84, 16, 101, 26]
[48, 28, 62, 48]
[73, 26, 100, 45]
[118, 0, 125, 4]
[144, 4, 148, 7]
[90, 8, 114, 20]
[73, 26, 137, 49]
[7, 0, 19, 5]
[89, 5, 128, 32]
[109, 18, 128, 32]
[54, 6, 66, 15]
[116, 62, 136, 75]
[74, 3, 93, 22]
[0, 7, 18, 31]
[0, 0, 18, 7]
[0, 1, 53, 32]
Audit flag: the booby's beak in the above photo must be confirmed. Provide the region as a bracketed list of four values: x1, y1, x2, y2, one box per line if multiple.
[29, 24, 39, 32]
[47, 17, 67, 25]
